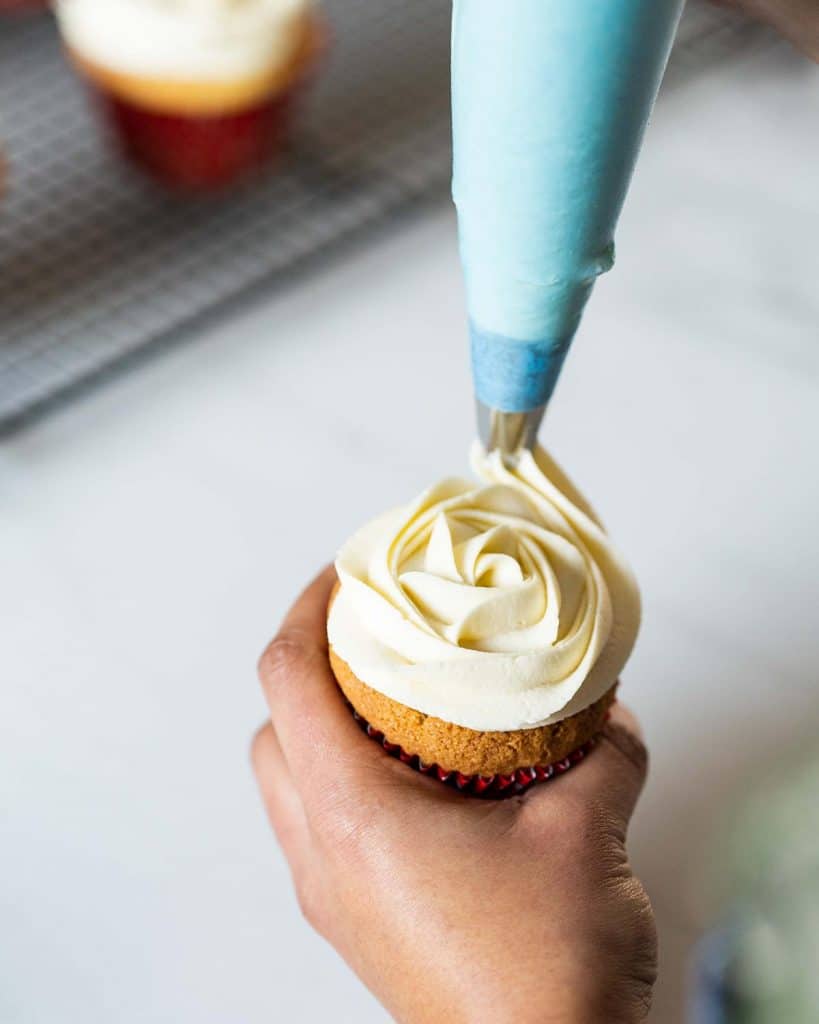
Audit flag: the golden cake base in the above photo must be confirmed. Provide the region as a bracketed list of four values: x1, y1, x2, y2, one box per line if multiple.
[328, 646, 617, 778]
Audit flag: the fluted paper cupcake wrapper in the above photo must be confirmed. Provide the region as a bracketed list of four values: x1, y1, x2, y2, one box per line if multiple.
[93, 79, 307, 190]
[351, 709, 599, 798]
[82, 22, 327, 191]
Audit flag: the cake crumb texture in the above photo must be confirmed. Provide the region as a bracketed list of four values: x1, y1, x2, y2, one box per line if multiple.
[329, 646, 617, 777]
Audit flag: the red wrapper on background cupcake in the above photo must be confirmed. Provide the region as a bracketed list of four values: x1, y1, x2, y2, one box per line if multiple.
[0, 1, 50, 13]
[54, 0, 324, 191]
[327, 443, 642, 798]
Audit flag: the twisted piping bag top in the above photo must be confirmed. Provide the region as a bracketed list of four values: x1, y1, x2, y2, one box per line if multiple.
[452, 0, 683, 413]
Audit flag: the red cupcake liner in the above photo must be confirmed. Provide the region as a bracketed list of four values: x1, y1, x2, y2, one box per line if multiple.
[0, 0, 49, 12]
[350, 709, 599, 799]
[85, 22, 327, 192]
[94, 84, 303, 191]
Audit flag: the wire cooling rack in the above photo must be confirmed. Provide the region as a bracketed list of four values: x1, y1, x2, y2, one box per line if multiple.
[0, 1, 769, 429]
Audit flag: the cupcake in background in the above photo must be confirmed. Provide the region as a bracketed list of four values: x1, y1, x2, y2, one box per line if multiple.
[0, 1, 50, 13]
[327, 443, 641, 796]
[54, 0, 324, 190]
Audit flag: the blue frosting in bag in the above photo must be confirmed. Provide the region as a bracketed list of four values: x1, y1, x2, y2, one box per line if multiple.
[452, 0, 683, 411]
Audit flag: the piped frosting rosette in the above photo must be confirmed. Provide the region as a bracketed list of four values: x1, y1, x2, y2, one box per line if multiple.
[328, 443, 640, 733]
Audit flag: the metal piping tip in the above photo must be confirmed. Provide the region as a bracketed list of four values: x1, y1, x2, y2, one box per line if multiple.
[476, 400, 546, 460]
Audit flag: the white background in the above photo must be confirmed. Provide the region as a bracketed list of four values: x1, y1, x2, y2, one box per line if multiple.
[3, 45, 818, 1024]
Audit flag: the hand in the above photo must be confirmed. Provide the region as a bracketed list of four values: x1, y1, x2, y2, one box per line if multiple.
[252, 568, 657, 1024]
[713, 0, 819, 61]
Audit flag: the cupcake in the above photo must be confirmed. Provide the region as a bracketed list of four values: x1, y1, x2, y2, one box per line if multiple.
[54, 0, 323, 190]
[0, 2, 50, 12]
[327, 443, 641, 796]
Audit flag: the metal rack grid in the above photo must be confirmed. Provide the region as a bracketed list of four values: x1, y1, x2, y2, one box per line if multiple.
[0, 1, 768, 430]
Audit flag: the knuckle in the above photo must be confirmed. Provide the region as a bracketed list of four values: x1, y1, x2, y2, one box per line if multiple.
[619, 975, 656, 1023]
[294, 875, 324, 932]
[624, 903, 659, 1017]
[610, 877, 658, 963]
[520, 790, 614, 856]
[249, 724, 270, 773]
[614, 874, 654, 921]
[259, 630, 316, 685]
[597, 879, 658, 1020]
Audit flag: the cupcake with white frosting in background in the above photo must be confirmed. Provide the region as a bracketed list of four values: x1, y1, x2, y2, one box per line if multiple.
[0, 1, 49, 13]
[54, 0, 325, 190]
[327, 443, 641, 796]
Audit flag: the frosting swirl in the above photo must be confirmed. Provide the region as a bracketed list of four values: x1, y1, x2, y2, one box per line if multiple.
[328, 443, 640, 732]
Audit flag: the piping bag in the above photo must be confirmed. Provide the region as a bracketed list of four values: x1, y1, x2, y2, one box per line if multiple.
[452, 0, 684, 454]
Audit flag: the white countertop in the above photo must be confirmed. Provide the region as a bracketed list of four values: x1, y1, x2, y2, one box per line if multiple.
[3, 44, 818, 1024]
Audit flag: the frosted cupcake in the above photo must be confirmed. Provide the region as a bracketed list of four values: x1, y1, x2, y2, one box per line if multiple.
[328, 444, 641, 795]
[55, 0, 323, 190]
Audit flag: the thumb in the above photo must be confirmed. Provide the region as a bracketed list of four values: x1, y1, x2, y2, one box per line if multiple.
[548, 702, 649, 835]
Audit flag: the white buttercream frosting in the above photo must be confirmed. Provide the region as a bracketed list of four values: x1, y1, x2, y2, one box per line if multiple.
[328, 443, 640, 732]
[55, 0, 312, 81]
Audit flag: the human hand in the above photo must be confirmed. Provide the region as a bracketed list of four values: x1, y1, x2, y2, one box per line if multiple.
[713, 0, 819, 61]
[252, 567, 656, 1024]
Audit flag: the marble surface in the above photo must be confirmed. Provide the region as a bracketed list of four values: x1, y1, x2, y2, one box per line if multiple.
[3, 44, 818, 1024]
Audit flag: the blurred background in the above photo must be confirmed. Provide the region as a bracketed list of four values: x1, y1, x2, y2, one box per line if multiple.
[1, 2, 817, 1022]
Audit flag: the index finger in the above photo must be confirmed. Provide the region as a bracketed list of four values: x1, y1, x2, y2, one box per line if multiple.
[257, 565, 386, 800]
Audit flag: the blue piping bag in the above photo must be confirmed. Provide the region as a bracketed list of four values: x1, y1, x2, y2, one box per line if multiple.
[452, 0, 684, 451]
